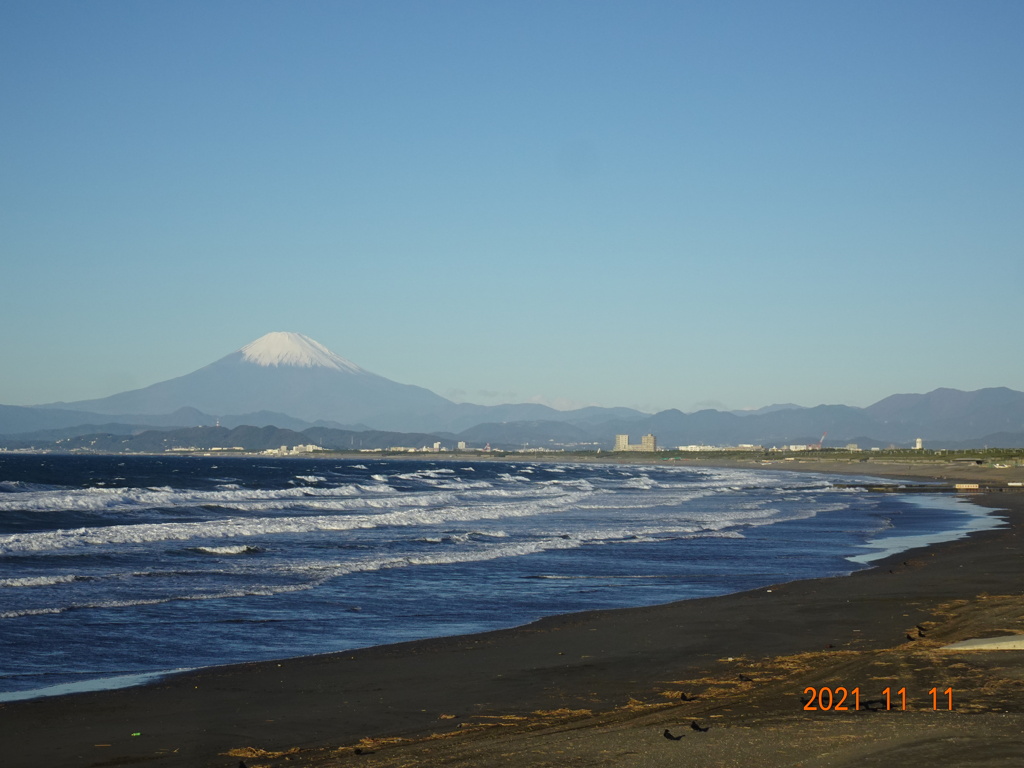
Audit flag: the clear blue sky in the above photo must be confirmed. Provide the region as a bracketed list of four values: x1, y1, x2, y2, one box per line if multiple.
[2, 1, 1022, 413]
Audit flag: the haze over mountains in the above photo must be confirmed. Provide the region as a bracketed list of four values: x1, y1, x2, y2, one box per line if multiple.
[2, 332, 1023, 451]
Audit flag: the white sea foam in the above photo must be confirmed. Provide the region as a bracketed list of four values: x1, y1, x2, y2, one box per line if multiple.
[190, 545, 264, 555]
[422, 479, 494, 490]
[0, 480, 40, 492]
[396, 469, 453, 478]
[0, 606, 66, 618]
[619, 475, 657, 490]
[539, 478, 595, 491]
[0, 481, 404, 514]
[0, 574, 79, 588]
[0, 488, 595, 554]
[413, 530, 509, 545]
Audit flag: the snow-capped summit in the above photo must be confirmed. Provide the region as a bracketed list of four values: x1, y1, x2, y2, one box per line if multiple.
[239, 332, 365, 373]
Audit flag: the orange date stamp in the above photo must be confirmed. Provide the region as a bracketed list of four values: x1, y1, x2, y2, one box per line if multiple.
[801, 686, 954, 711]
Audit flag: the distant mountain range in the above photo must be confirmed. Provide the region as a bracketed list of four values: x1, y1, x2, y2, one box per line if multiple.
[2, 332, 1023, 451]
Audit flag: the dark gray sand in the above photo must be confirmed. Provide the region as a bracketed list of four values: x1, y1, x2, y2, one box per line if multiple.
[2, 462, 1022, 768]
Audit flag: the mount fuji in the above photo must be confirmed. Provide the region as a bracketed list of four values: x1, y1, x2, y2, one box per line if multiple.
[40, 332, 455, 428]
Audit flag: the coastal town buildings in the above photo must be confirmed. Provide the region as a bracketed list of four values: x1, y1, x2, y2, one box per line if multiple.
[676, 444, 762, 452]
[263, 444, 324, 456]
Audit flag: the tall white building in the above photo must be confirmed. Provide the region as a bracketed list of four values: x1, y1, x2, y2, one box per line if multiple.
[613, 434, 657, 452]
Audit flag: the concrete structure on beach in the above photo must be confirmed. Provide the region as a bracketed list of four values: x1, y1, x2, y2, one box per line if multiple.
[614, 433, 657, 452]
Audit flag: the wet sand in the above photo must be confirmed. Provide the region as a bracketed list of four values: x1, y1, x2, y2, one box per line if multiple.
[2, 461, 1022, 768]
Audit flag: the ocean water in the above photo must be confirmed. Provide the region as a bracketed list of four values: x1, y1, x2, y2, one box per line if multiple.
[0, 454, 1001, 700]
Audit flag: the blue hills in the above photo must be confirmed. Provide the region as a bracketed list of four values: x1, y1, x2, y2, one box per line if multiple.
[2, 333, 1023, 450]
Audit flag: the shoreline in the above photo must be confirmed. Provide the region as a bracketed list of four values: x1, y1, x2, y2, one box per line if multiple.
[0, 482, 997, 706]
[1, 460, 1022, 767]
[0, 459, 999, 705]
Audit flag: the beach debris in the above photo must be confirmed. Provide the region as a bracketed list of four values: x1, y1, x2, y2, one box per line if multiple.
[663, 728, 684, 740]
[621, 698, 664, 712]
[532, 708, 592, 719]
[690, 720, 710, 732]
[131, 732, 141, 737]
[224, 747, 302, 759]
[463, 714, 529, 728]
[351, 736, 411, 751]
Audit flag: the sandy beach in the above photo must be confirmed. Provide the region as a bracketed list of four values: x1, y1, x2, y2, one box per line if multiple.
[2, 459, 1022, 768]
